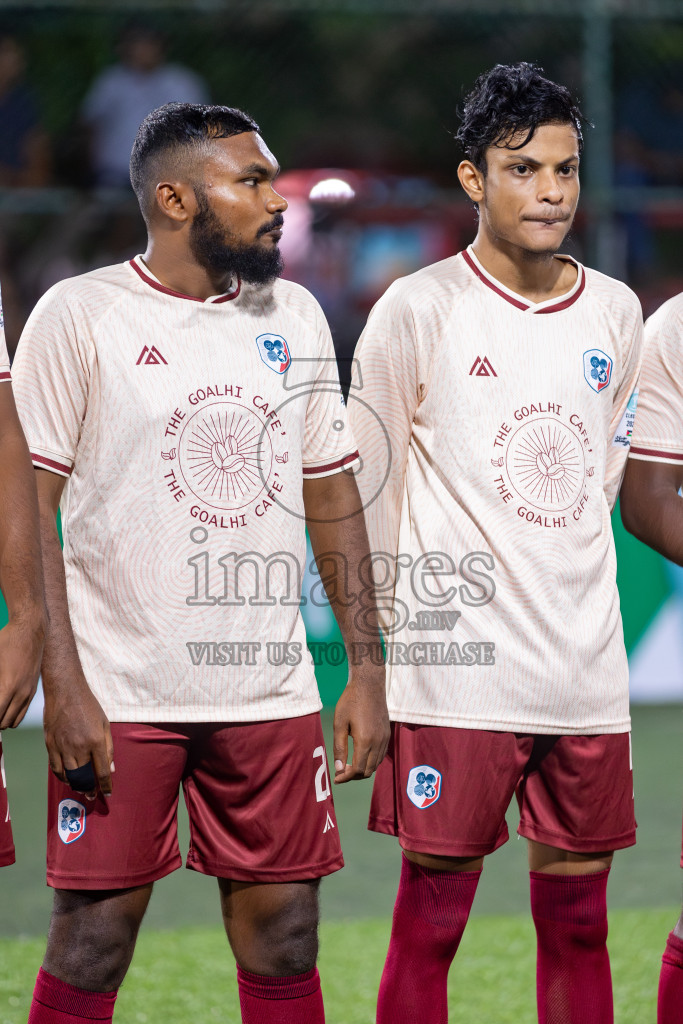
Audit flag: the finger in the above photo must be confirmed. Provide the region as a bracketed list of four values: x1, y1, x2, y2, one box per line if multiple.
[104, 721, 115, 778]
[0, 687, 35, 729]
[45, 737, 66, 782]
[333, 762, 357, 784]
[349, 731, 372, 779]
[332, 713, 349, 779]
[91, 734, 113, 797]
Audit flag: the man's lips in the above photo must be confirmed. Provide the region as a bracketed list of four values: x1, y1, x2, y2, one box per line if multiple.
[258, 216, 284, 239]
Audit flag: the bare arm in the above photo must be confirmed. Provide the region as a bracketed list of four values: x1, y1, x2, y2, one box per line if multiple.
[304, 469, 389, 784]
[0, 385, 47, 727]
[35, 469, 113, 796]
[620, 458, 683, 565]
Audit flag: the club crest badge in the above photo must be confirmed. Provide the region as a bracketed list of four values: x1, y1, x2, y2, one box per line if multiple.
[256, 333, 291, 374]
[583, 349, 613, 393]
[58, 799, 86, 844]
[407, 765, 442, 809]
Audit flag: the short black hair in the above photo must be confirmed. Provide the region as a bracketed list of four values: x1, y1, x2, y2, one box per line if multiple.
[130, 102, 260, 222]
[456, 63, 584, 172]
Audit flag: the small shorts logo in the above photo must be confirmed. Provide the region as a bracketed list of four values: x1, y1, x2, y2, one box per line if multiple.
[256, 333, 291, 374]
[58, 799, 86, 844]
[407, 765, 442, 809]
[583, 349, 613, 393]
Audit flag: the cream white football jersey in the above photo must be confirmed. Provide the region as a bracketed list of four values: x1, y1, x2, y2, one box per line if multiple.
[630, 292, 683, 466]
[350, 246, 642, 734]
[12, 257, 359, 722]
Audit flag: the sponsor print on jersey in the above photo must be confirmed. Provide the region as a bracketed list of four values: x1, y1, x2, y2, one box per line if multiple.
[612, 389, 638, 449]
[407, 765, 442, 809]
[583, 349, 613, 393]
[490, 402, 594, 529]
[256, 334, 291, 374]
[58, 799, 86, 844]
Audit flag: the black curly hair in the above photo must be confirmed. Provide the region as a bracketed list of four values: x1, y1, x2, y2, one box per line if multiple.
[456, 63, 584, 173]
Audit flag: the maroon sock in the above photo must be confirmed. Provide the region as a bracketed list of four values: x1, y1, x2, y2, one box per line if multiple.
[658, 930, 683, 1023]
[376, 854, 481, 1024]
[530, 869, 612, 1024]
[237, 965, 324, 1023]
[27, 969, 117, 1023]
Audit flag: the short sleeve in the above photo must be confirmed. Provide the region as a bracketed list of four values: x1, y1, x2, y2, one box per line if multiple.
[301, 302, 360, 478]
[11, 285, 92, 477]
[349, 281, 420, 562]
[629, 296, 683, 465]
[603, 292, 644, 509]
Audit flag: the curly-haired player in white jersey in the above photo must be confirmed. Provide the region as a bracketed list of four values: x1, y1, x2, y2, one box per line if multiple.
[620, 294, 683, 1024]
[12, 103, 389, 1024]
[0, 287, 46, 869]
[350, 63, 642, 1024]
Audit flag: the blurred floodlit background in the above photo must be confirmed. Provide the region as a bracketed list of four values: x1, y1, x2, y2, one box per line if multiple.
[0, 0, 682, 713]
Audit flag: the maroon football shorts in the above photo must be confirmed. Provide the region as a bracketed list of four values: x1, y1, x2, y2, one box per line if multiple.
[47, 714, 343, 890]
[369, 722, 636, 857]
[0, 738, 15, 867]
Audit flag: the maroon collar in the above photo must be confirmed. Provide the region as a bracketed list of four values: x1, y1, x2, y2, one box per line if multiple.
[462, 247, 585, 314]
[129, 256, 241, 304]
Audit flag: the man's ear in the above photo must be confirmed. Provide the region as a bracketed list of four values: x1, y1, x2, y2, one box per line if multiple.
[154, 181, 196, 224]
[457, 160, 485, 205]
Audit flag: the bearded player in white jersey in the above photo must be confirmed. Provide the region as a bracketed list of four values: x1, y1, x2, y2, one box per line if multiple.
[12, 103, 388, 1024]
[0, 288, 47, 869]
[620, 294, 683, 1024]
[350, 63, 642, 1024]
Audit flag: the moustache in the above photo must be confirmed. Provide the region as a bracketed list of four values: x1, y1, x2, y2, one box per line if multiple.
[257, 214, 285, 236]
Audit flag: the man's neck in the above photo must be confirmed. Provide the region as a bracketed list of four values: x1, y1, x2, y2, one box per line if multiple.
[143, 239, 232, 300]
[470, 233, 577, 305]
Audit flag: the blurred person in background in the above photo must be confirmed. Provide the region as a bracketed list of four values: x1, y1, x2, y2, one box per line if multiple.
[620, 292, 683, 1024]
[81, 23, 209, 188]
[0, 34, 51, 187]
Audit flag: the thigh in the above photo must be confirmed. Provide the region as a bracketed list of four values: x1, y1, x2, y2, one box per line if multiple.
[0, 738, 14, 867]
[183, 713, 344, 882]
[517, 733, 636, 853]
[47, 723, 189, 890]
[369, 722, 533, 858]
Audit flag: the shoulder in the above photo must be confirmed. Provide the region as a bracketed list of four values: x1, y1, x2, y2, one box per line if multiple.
[583, 266, 642, 327]
[645, 291, 683, 337]
[29, 263, 133, 326]
[240, 277, 327, 335]
[371, 254, 468, 322]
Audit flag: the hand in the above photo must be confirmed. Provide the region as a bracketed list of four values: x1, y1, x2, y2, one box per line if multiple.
[44, 670, 114, 800]
[333, 670, 390, 784]
[0, 614, 46, 729]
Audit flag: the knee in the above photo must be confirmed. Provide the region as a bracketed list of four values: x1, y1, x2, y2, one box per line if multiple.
[44, 889, 145, 991]
[236, 889, 320, 976]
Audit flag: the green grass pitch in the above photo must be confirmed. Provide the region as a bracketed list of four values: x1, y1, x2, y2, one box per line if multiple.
[1, 705, 681, 1023]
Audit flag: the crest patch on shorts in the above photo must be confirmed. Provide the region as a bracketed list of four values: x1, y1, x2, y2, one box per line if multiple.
[58, 799, 86, 844]
[407, 765, 442, 809]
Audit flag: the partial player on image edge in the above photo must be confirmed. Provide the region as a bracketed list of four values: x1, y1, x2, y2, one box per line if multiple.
[349, 62, 643, 1024]
[620, 292, 683, 1024]
[0, 282, 46, 870]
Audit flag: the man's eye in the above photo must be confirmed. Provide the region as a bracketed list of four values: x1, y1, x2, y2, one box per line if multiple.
[559, 166, 577, 176]
[513, 165, 530, 174]
[243, 178, 258, 186]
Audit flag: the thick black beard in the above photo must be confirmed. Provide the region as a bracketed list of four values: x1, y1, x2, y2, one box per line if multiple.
[189, 191, 284, 286]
